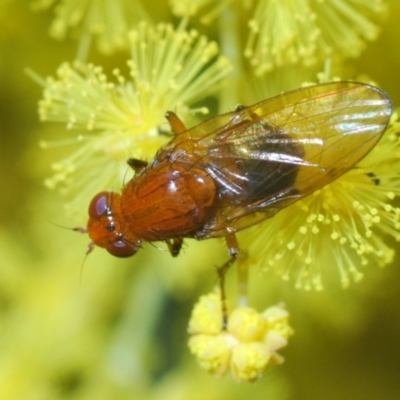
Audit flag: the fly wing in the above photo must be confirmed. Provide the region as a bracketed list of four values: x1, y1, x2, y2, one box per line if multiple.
[167, 82, 392, 238]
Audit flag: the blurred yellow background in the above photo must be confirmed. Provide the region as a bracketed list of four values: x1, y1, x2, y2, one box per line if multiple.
[0, 1, 400, 399]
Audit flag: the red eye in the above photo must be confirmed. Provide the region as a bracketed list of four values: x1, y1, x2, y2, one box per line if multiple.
[88, 192, 111, 218]
[106, 240, 138, 258]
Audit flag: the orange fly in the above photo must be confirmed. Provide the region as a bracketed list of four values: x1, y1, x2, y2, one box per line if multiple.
[78, 81, 391, 321]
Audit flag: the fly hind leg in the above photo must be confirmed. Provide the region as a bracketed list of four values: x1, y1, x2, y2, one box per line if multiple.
[218, 233, 246, 329]
[166, 238, 183, 257]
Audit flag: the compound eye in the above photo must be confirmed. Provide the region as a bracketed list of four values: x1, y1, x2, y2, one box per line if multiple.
[88, 192, 111, 218]
[106, 240, 138, 258]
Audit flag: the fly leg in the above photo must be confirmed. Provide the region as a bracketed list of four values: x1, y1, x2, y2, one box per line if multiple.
[127, 158, 148, 173]
[165, 111, 187, 135]
[218, 233, 243, 329]
[166, 238, 183, 257]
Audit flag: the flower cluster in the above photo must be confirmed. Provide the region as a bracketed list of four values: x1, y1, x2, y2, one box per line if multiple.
[169, 0, 386, 75]
[243, 113, 400, 290]
[26, 0, 399, 389]
[35, 21, 231, 216]
[188, 292, 293, 382]
[31, 0, 149, 57]
[245, 0, 386, 75]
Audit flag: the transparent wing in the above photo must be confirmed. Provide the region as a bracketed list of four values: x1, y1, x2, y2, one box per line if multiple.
[163, 82, 392, 238]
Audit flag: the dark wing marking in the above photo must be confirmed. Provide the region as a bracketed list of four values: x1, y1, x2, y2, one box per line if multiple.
[162, 82, 392, 238]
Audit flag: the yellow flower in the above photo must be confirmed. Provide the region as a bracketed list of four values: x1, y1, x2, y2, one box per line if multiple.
[33, 21, 232, 216]
[169, 0, 236, 24]
[31, 0, 150, 57]
[245, 0, 387, 75]
[188, 292, 293, 382]
[1, 0, 400, 397]
[242, 113, 400, 290]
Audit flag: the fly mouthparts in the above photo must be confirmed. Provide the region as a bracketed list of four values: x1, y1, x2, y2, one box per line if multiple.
[73, 226, 88, 234]
[72, 227, 94, 255]
[85, 241, 95, 255]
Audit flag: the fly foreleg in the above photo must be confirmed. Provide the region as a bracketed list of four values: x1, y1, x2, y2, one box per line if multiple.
[127, 158, 148, 173]
[165, 111, 187, 135]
